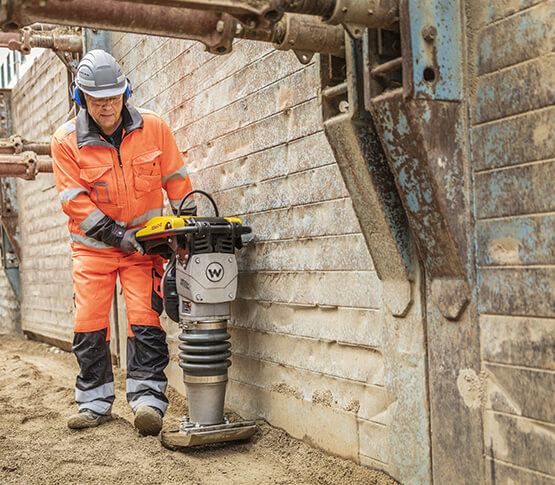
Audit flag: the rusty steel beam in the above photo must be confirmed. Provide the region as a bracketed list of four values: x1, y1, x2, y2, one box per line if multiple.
[1, 0, 236, 54]
[108, 0, 284, 29]
[107, 0, 398, 30]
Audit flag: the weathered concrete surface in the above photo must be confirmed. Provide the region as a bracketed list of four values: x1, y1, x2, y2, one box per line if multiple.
[480, 315, 554, 370]
[472, 0, 555, 482]
[111, 32, 430, 483]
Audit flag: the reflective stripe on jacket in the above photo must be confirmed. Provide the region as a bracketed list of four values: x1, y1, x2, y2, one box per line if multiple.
[52, 104, 194, 250]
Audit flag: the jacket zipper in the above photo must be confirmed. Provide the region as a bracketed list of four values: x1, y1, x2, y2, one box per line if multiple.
[116, 132, 132, 225]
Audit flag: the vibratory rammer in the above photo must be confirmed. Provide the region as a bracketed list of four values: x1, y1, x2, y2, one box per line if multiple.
[136, 190, 256, 447]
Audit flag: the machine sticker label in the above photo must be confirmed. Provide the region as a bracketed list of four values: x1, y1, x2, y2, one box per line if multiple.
[206, 262, 224, 282]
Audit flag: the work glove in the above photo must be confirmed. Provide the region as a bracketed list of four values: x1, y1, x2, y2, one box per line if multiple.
[119, 228, 144, 255]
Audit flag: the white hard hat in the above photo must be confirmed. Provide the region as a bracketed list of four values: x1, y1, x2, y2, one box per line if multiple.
[75, 49, 128, 98]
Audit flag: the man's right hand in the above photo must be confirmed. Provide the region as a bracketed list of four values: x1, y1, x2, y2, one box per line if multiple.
[120, 228, 144, 255]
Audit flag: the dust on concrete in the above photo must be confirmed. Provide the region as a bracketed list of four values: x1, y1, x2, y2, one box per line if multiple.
[270, 382, 303, 400]
[0, 332, 398, 485]
[311, 389, 334, 407]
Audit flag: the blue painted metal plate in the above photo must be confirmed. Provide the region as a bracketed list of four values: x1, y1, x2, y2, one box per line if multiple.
[408, 0, 463, 100]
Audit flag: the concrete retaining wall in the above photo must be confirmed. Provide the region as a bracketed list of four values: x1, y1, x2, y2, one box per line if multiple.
[472, 1, 555, 482]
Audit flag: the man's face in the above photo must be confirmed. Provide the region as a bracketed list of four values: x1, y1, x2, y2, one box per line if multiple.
[84, 93, 124, 135]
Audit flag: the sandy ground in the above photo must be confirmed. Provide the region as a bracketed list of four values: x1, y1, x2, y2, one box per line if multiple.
[0, 332, 398, 485]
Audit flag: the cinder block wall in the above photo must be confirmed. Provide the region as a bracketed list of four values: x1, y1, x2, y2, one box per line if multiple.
[112, 33, 429, 482]
[471, 1, 555, 482]
[13, 51, 74, 348]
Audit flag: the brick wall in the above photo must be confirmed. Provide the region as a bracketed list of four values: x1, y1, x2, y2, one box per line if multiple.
[12, 51, 75, 348]
[472, 1, 555, 482]
[112, 33, 429, 481]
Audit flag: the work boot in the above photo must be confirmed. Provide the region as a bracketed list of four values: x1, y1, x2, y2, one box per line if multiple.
[134, 406, 163, 436]
[67, 409, 112, 429]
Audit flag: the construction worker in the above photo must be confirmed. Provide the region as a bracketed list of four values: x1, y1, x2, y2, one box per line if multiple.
[51, 50, 196, 436]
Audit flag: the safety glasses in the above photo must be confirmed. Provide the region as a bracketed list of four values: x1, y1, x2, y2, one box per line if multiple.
[87, 95, 123, 107]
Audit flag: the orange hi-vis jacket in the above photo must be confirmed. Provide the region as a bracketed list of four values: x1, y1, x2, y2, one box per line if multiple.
[52, 104, 194, 251]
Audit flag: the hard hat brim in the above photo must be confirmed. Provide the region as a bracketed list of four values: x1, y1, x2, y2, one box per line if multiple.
[79, 81, 127, 99]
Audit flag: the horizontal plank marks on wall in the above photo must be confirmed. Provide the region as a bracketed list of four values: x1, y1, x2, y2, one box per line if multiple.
[231, 300, 383, 347]
[485, 362, 554, 422]
[236, 198, 362, 241]
[485, 456, 555, 485]
[238, 233, 373, 272]
[480, 314, 554, 370]
[473, 54, 554, 125]
[472, 106, 555, 172]
[197, 130, 335, 192]
[475, 159, 555, 219]
[476, 215, 555, 266]
[483, 410, 555, 476]
[476, 3, 553, 75]
[478, 267, 555, 317]
[229, 353, 392, 423]
[238, 270, 382, 309]
[182, 97, 322, 168]
[211, 163, 348, 215]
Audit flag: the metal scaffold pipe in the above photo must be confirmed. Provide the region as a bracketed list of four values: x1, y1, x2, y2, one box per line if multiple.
[1, 0, 236, 54]
[0, 136, 51, 156]
[0, 152, 52, 180]
[283, 0, 399, 29]
[242, 14, 345, 58]
[0, 27, 82, 54]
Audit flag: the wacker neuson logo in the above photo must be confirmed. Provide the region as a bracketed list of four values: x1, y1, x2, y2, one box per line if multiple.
[206, 262, 224, 282]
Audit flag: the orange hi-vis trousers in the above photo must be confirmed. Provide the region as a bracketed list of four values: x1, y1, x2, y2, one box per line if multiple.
[71, 246, 169, 416]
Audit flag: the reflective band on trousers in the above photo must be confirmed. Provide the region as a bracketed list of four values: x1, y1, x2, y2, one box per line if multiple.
[78, 400, 113, 415]
[126, 378, 167, 395]
[75, 381, 115, 403]
[128, 394, 169, 414]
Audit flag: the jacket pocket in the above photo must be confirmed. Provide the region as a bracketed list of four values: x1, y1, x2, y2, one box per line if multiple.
[132, 149, 162, 195]
[80, 165, 116, 205]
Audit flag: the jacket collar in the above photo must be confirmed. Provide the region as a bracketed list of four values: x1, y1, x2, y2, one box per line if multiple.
[76, 103, 144, 149]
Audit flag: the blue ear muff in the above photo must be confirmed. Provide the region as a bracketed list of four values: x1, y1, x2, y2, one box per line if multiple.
[124, 79, 132, 102]
[73, 86, 83, 107]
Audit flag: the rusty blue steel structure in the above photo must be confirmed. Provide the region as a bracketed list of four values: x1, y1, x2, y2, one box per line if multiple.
[319, 0, 482, 482]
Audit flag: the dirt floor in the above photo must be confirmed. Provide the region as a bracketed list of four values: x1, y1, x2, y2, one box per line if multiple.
[0, 332, 398, 485]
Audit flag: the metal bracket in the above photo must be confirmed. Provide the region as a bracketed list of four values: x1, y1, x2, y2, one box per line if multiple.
[320, 36, 414, 318]
[360, 0, 469, 318]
